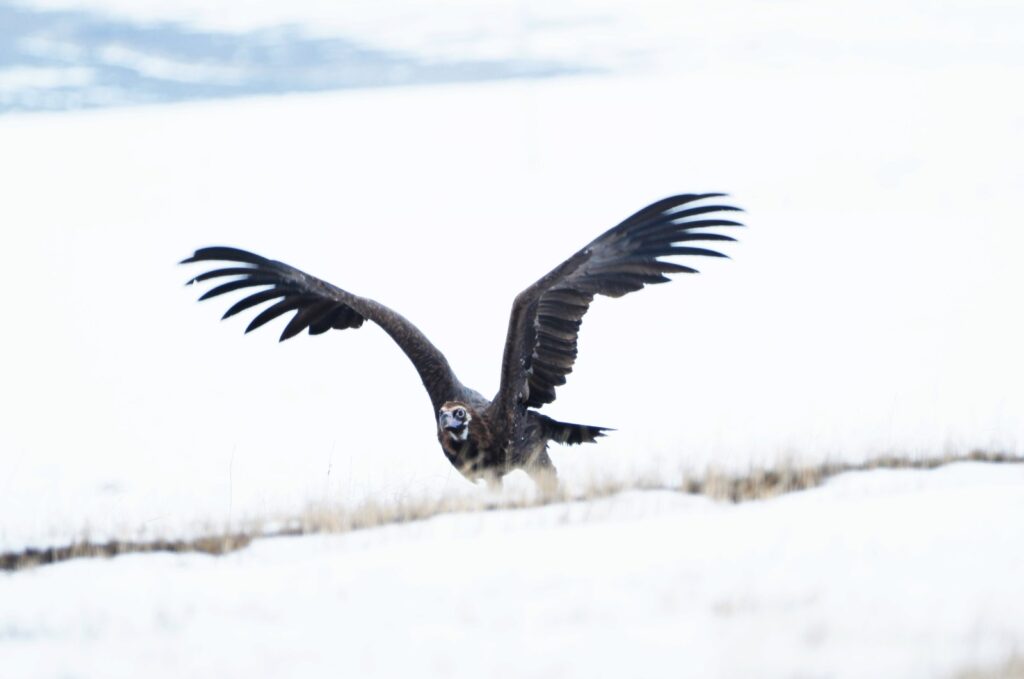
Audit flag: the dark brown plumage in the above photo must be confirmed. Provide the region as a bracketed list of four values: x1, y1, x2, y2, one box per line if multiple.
[181, 193, 741, 489]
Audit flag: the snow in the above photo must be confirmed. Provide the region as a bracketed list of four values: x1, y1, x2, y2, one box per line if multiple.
[2, 463, 1023, 678]
[10, 0, 1024, 73]
[1, 65, 1022, 549]
[0, 2, 1023, 674]
[0, 66, 95, 92]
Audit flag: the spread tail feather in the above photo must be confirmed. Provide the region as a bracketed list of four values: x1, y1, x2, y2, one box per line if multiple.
[539, 415, 612, 446]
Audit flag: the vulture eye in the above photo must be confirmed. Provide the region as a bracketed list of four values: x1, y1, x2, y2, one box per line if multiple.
[454, 407, 466, 420]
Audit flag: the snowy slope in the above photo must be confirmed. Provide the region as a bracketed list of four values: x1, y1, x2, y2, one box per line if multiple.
[2, 69, 1022, 550]
[2, 4, 1023, 677]
[1, 0, 1022, 550]
[3, 463, 1023, 678]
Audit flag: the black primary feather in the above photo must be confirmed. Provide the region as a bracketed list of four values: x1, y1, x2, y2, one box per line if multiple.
[497, 193, 742, 410]
[181, 244, 464, 413]
[182, 249, 365, 342]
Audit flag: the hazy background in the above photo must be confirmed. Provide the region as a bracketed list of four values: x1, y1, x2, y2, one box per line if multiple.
[1, 0, 1022, 549]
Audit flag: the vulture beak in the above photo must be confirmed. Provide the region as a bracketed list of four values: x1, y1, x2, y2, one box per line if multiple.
[439, 412, 468, 436]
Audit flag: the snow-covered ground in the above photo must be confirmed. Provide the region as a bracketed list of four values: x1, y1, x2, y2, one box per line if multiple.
[3, 463, 1023, 678]
[1, 2, 1023, 675]
[2, 67, 1022, 548]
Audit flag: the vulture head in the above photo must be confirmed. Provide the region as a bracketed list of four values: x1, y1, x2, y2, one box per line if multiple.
[438, 402, 473, 443]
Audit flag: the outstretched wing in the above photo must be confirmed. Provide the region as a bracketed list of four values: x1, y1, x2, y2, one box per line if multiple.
[181, 247, 464, 413]
[496, 193, 742, 412]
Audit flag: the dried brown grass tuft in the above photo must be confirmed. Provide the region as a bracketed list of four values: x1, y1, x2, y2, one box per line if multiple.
[953, 654, 1024, 679]
[0, 534, 252, 572]
[684, 450, 1021, 503]
[2, 450, 1019, 572]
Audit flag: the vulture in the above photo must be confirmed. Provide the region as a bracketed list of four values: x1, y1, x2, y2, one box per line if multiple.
[181, 193, 741, 489]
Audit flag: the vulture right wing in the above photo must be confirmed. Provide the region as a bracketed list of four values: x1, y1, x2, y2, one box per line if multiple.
[181, 247, 463, 413]
[495, 194, 742, 416]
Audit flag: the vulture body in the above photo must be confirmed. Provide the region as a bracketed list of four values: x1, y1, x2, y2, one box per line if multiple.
[182, 194, 741, 489]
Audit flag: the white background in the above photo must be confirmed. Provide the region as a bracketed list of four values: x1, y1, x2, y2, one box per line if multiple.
[1, 0, 1022, 545]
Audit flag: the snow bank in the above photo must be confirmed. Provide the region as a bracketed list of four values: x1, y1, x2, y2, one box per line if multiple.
[1, 0, 1021, 552]
[2, 463, 1022, 678]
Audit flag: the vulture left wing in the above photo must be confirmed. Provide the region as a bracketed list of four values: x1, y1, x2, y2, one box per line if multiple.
[495, 194, 742, 416]
[180, 247, 464, 413]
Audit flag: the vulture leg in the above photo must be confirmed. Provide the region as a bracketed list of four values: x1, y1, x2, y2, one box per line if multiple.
[525, 451, 559, 495]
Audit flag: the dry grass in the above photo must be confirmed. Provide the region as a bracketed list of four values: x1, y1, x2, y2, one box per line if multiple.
[953, 654, 1024, 679]
[685, 450, 1021, 502]
[0, 534, 253, 572]
[2, 449, 1019, 572]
